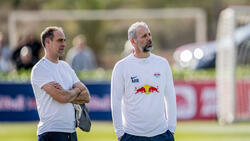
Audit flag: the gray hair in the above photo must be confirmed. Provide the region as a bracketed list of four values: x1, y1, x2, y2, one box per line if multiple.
[128, 22, 150, 40]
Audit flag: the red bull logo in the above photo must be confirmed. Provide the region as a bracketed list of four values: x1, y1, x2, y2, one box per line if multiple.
[135, 84, 159, 95]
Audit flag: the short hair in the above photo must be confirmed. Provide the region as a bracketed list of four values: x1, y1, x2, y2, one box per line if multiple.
[128, 21, 150, 40]
[40, 26, 63, 48]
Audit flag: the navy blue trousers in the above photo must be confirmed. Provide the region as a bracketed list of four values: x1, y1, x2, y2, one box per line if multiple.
[121, 130, 174, 141]
[38, 132, 77, 141]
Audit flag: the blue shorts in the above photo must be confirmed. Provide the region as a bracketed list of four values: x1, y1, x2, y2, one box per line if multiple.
[38, 132, 77, 141]
[121, 130, 174, 141]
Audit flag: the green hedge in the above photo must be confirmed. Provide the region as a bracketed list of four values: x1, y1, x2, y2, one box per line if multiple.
[0, 66, 249, 82]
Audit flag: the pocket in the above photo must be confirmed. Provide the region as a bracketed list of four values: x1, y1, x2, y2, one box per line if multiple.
[120, 133, 127, 141]
[38, 132, 49, 141]
[167, 130, 175, 141]
[120, 133, 134, 141]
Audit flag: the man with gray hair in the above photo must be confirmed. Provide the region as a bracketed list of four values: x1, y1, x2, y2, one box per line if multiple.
[111, 22, 177, 141]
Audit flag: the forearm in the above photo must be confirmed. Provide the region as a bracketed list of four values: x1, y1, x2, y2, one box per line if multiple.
[111, 98, 124, 138]
[167, 95, 177, 133]
[71, 82, 90, 104]
[165, 66, 177, 133]
[58, 87, 81, 103]
[42, 82, 81, 103]
[111, 80, 124, 138]
[111, 64, 125, 138]
[165, 91, 177, 133]
[71, 94, 90, 104]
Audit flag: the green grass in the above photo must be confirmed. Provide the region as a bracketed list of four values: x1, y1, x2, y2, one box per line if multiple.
[0, 121, 250, 141]
[175, 121, 250, 141]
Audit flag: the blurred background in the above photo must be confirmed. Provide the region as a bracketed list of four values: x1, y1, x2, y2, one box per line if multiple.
[0, 0, 250, 141]
[0, 0, 228, 74]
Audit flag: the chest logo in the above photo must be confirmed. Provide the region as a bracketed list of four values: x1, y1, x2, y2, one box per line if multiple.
[135, 84, 159, 95]
[131, 76, 139, 83]
[154, 73, 161, 78]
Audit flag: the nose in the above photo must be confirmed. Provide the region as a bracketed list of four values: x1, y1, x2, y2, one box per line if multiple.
[146, 34, 152, 41]
[62, 40, 66, 47]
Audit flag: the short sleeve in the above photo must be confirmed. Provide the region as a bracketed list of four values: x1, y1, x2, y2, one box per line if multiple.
[31, 66, 54, 88]
[70, 67, 80, 84]
[63, 61, 80, 84]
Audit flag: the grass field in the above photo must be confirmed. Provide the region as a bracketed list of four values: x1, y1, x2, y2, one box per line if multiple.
[0, 121, 250, 141]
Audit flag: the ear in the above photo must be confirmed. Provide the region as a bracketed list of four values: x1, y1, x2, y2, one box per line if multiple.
[45, 38, 51, 46]
[130, 38, 136, 46]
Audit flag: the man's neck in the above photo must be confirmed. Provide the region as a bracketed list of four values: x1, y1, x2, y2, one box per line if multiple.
[133, 50, 150, 58]
[45, 54, 59, 63]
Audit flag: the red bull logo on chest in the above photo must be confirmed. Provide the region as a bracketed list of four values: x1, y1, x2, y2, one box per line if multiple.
[135, 84, 159, 95]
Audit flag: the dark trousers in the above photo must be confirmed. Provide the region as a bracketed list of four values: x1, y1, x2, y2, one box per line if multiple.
[121, 130, 174, 141]
[38, 132, 77, 141]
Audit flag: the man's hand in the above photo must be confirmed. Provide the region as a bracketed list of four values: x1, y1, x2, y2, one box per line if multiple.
[71, 82, 90, 104]
[117, 136, 122, 141]
[78, 89, 89, 100]
[72, 90, 89, 104]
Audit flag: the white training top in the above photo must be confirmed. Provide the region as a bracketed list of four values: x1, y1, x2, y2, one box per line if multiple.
[111, 53, 177, 138]
[31, 57, 80, 135]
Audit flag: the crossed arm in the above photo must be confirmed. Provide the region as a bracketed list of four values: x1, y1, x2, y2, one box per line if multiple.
[71, 82, 90, 104]
[42, 81, 90, 104]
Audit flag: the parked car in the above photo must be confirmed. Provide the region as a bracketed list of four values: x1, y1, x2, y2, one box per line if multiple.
[173, 41, 216, 69]
[173, 23, 250, 70]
